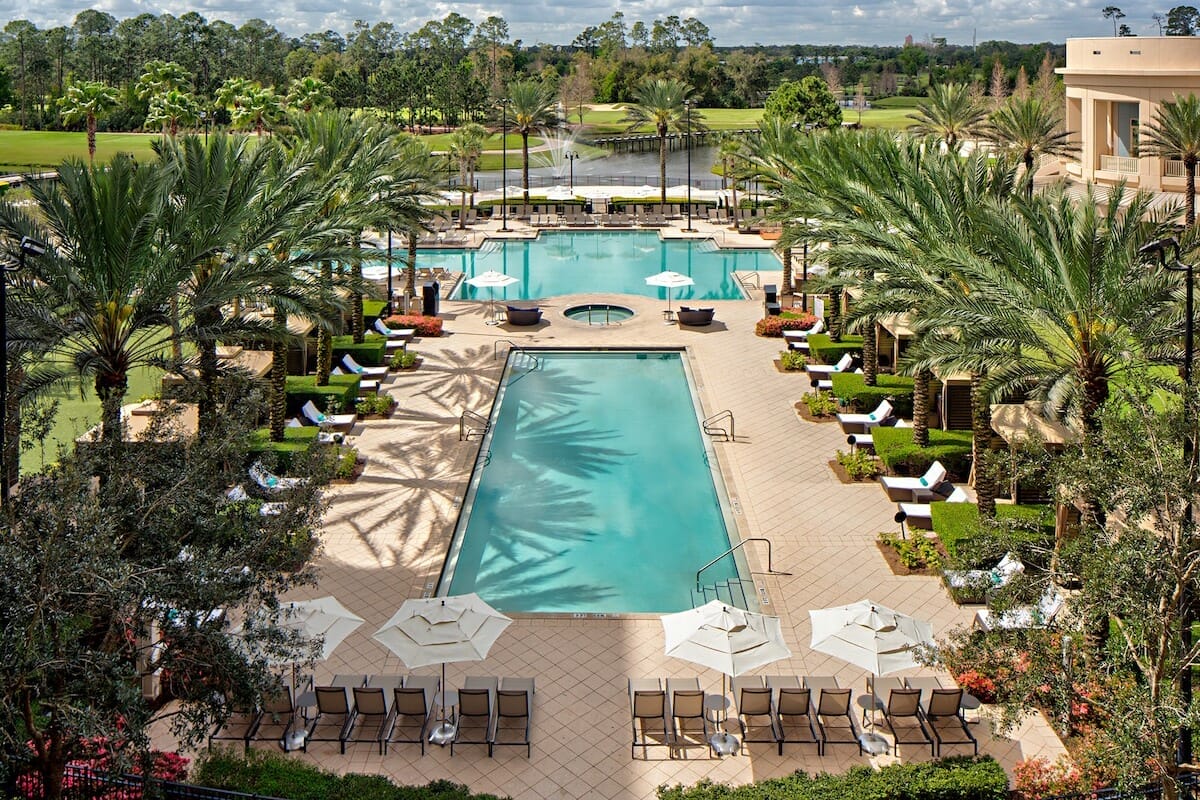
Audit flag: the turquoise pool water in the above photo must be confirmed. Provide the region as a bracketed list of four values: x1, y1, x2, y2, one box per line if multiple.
[395, 231, 773, 301]
[441, 350, 744, 614]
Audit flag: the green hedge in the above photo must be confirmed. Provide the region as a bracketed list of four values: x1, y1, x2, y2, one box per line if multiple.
[807, 333, 863, 364]
[658, 757, 1007, 800]
[830, 372, 915, 417]
[195, 748, 508, 800]
[246, 425, 320, 471]
[363, 299, 387, 323]
[285, 374, 360, 416]
[873, 426, 973, 480]
[332, 334, 388, 367]
[934, 502, 1054, 562]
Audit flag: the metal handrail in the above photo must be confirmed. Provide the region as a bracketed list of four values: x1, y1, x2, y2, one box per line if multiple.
[702, 409, 735, 441]
[459, 409, 491, 441]
[696, 537, 791, 590]
[493, 339, 540, 369]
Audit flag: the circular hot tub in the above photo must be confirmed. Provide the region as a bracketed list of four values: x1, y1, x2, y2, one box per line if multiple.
[564, 303, 635, 325]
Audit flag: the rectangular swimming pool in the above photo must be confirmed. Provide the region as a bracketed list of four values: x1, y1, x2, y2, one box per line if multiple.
[406, 231, 774, 301]
[439, 349, 747, 614]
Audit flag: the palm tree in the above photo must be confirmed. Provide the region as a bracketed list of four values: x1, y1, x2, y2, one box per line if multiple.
[504, 80, 558, 203]
[286, 76, 333, 112]
[987, 95, 1077, 196]
[621, 78, 704, 205]
[232, 85, 284, 138]
[1140, 93, 1200, 227]
[449, 123, 487, 229]
[908, 82, 988, 152]
[146, 88, 199, 138]
[58, 80, 118, 163]
[746, 117, 803, 295]
[215, 76, 252, 116]
[715, 132, 748, 230]
[0, 155, 176, 442]
[135, 60, 191, 101]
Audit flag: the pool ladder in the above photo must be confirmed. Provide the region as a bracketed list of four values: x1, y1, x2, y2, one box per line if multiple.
[702, 409, 735, 441]
[459, 409, 491, 441]
[693, 538, 791, 609]
[494, 339, 541, 370]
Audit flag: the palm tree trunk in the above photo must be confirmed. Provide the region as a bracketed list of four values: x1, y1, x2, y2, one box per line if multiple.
[269, 326, 288, 442]
[781, 246, 793, 295]
[1187, 158, 1196, 227]
[659, 127, 668, 205]
[1025, 151, 1036, 198]
[169, 296, 183, 361]
[521, 130, 530, 202]
[406, 233, 418, 312]
[350, 240, 364, 345]
[729, 171, 740, 230]
[87, 113, 97, 164]
[970, 371, 997, 518]
[827, 288, 843, 341]
[315, 259, 333, 384]
[458, 161, 468, 229]
[862, 320, 878, 387]
[195, 312, 221, 435]
[5, 363, 22, 491]
[96, 372, 128, 443]
[912, 368, 931, 448]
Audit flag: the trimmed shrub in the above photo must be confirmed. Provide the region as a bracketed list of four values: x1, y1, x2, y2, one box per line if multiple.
[331, 334, 388, 367]
[779, 350, 807, 371]
[362, 299, 386, 323]
[385, 314, 444, 337]
[247, 425, 320, 461]
[390, 350, 418, 369]
[836, 449, 882, 480]
[802, 391, 838, 417]
[285, 375, 359, 417]
[873, 426, 973, 480]
[806, 333, 863, 363]
[657, 756, 1008, 800]
[755, 315, 818, 337]
[933, 502, 1054, 561]
[830, 372, 915, 417]
[195, 747, 507, 800]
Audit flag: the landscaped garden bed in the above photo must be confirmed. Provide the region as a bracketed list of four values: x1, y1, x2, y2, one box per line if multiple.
[829, 449, 882, 483]
[383, 313, 443, 337]
[876, 531, 948, 576]
[754, 312, 817, 337]
[794, 391, 838, 422]
[331, 334, 388, 366]
[806, 332, 863, 363]
[830, 371, 915, 416]
[774, 349, 807, 373]
[872, 426, 973, 479]
[284, 374, 360, 417]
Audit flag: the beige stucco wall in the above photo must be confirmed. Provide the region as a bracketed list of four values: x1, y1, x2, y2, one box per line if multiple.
[1058, 37, 1200, 192]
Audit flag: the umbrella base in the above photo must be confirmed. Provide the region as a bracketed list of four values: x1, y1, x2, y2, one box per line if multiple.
[284, 730, 308, 752]
[859, 731, 890, 755]
[429, 721, 457, 746]
[709, 732, 739, 756]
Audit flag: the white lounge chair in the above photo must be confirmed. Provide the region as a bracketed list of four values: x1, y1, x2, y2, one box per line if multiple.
[301, 400, 356, 433]
[331, 366, 379, 393]
[249, 461, 307, 494]
[897, 486, 970, 529]
[879, 461, 948, 501]
[805, 353, 853, 378]
[837, 400, 894, 434]
[974, 587, 1066, 631]
[226, 484, 287, 516]
[943, 552, 1025, 595]
[341, 354, 388, 380]
[373, 319, 416, 340]
[816, 368, 862, 390]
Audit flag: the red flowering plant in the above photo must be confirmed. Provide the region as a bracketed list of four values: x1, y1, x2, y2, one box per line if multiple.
[755, 313, 818, 337]
[16, 737, 190, 799]
[383, 314, 442, 337]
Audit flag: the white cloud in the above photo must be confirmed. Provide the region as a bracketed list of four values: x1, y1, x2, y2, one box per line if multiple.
[0, 0, 1167, 46]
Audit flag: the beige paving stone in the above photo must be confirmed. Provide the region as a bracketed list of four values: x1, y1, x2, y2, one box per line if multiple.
[166, 235, 1068, 798]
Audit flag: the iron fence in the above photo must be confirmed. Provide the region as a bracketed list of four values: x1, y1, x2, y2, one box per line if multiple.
[1036, 775, 1199, 800]
[457, 175, 726, 192]
[27, 765, 290, 800]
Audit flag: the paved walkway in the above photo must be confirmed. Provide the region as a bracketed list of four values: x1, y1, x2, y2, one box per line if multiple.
[175, 241, 1067, 798]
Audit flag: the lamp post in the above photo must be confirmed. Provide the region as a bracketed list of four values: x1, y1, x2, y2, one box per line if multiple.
[1140, 235, 1194, 768]
[683, 99, 695, 233]
[565, 150, 578, 191]
[3, 237, 45, 500]
[499, 98, 511, 232]
[200, 111, 210, 146]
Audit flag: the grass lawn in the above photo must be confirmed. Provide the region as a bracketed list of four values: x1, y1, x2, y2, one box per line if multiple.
[0, 131, 162, 172]
[25, 365, 165, 474]
[580, 107, 764, 136]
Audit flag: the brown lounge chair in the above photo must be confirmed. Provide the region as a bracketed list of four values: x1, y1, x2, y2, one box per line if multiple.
[921, 688, 977, 757]
[453, 676, 497, 756]
[871, 678, 932, 756]
[808, 676, 860, 755]
[493, 677, 535, 757]
[733, 676, 779, 754]
[505, 306, 543, 326]
[630, 678, 673, 759]
[667, 677, 710, 757]
[676, 306, 715, 326]
[384, 675, 439, 755]
[768, 676, 819, 755]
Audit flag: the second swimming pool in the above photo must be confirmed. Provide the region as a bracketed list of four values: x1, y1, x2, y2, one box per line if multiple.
[439, 349, 747, 614]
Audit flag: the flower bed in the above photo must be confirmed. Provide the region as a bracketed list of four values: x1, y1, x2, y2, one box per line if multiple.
[383, 314, 443, 337]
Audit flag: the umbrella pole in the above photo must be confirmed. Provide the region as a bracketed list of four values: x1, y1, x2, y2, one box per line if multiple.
[429, 661, 456, 745]
[709, 672, 739, 755]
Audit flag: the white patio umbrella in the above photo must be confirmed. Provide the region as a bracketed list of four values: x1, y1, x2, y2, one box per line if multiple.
[809, 599, 934, 752]
[465, 270, 520, 326]
[662, 601, 792, 753]
[373, 593, 512, 744]
[645, 270, 695, 322]
[543, 185, 578, 201]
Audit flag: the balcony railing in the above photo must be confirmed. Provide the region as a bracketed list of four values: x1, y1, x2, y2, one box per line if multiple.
[1164, 159, 1188, 178]
[1100, 154, 1140, 174]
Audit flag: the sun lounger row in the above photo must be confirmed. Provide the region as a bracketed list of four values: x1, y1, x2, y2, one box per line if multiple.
[861, 677, 978, 757]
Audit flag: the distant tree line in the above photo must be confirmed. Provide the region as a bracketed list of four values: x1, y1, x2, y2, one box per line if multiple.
[0, 10, 1067, 132]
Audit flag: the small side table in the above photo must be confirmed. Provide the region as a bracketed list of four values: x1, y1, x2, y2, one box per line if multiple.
[662, 309, 676, 324]
[959, 692, 982, 724]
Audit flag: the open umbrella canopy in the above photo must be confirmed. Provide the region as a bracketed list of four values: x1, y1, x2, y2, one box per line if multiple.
[662, 601, 791, 677]
[645, 270, 695, 290]
[465, 271, 520, 290]
[809, 600, 934, 676]
[373, 593, 512, 669]
[543, 186, 578, 201]
[280, 597, 365, 662]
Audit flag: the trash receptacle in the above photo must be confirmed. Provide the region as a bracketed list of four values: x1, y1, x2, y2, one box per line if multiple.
[422, 281, 440, 317]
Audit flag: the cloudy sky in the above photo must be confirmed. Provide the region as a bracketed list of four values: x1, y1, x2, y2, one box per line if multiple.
[0, 0, 1169, 45]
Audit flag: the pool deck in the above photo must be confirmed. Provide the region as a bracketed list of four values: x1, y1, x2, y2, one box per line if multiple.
[171, 243, 1067, 797]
